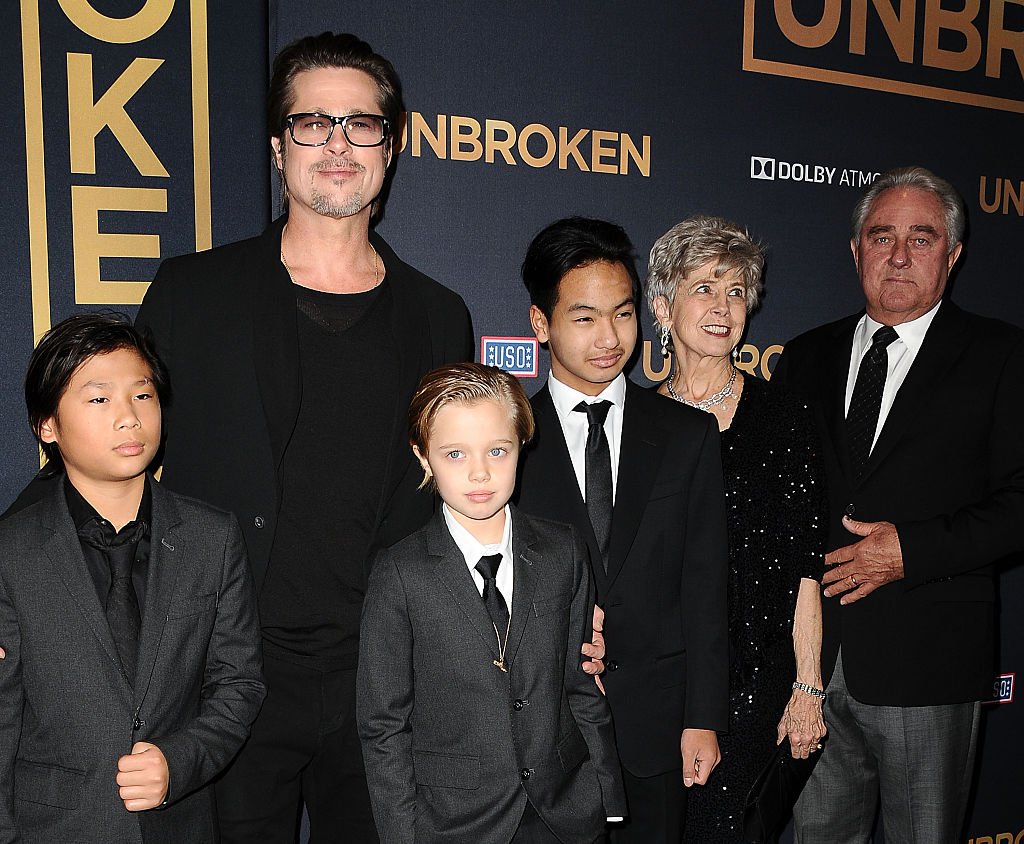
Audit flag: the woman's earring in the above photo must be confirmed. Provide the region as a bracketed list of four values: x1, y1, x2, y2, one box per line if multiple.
[659, 325, 671, 358]
[731, 345, 740, 362]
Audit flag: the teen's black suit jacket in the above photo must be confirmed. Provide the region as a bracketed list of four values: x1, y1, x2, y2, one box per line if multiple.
[0, 479, 265, 844]
[516, 380, 730, 777]
[356, 507, 627, 844]
[772, 301, 1024, 705]
[134, 216, 473, 588]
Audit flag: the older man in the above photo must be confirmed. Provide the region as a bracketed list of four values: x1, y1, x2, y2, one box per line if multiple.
[135, 33, 473, 843]
[773, 166, 1024, 842]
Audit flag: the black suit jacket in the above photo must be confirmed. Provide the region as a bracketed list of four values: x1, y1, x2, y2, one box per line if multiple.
[772, 301, 1024, 705]
[0, 479, 265, 844]
[356, 507, 626, 843]
[133, 216, 473, 588]
[516, 380, 729, 777]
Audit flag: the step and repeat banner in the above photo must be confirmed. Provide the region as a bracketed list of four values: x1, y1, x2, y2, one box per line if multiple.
[2, 2, 1022, 841]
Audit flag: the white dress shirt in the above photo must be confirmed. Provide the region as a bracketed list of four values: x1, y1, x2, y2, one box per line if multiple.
[443, 503, 514, 618]
[844, 300, 942, 452]
[547, 372, 627, 502]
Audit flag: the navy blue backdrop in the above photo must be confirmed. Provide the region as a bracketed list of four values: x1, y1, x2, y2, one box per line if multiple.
[2, 2, 1021, 841]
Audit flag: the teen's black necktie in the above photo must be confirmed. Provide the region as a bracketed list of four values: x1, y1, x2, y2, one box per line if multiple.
[574, 400, 613, 569]
[847, 325, 899, 475]
[475, 553, 510, 632]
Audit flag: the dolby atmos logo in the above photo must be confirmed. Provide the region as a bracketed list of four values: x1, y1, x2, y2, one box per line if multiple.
[750, 155, 879, 188]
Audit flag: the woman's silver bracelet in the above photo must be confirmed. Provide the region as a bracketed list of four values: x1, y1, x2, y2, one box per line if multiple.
[793, 681, 826, 700]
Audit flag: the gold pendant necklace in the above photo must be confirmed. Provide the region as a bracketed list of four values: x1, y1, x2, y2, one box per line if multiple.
[279, 224, 381, 287]
[492, 616, 511, 672]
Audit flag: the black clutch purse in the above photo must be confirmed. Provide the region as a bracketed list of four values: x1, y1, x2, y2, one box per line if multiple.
[742, 737, 824, 843]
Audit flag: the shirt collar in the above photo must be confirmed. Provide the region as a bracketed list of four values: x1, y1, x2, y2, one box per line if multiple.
[858, 299, 942, 358]
[64, 475, 153, 536]
[547, 371, 627, 422]
[442, 503, 513, 568]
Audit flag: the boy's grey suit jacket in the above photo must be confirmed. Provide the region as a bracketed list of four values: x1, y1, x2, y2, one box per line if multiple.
[357, 506, 626, 843]
[0, 478, 265, 844]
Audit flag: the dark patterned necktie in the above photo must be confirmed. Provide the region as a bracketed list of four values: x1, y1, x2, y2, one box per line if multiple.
[79, 519, 146, 684]
[847, 325, 899, 474]
[475, 553, 510, 632]
[574, 400, 613, 570]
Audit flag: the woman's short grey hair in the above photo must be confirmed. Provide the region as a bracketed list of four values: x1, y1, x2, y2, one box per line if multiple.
[645, 215, 765, 321]
[851, 166, 965, 252]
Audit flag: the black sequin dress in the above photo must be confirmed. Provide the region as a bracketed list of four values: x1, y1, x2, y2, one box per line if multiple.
[683, 375, 826, 842]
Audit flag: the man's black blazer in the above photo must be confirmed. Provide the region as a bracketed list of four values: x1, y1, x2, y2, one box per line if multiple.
[357, 507, 626, 843]
[772, 301, 1024, 705]
[516, 380, 729, 777]
[134, 216, 473, 589]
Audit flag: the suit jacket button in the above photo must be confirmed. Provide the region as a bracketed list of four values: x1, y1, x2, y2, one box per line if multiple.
[845, 504, 856, 518]
[606, 660, 619, 672]
[254, 516, 265, 528]
[132, 718, 143, 731]
[520, 768, 532, 780]
[513, 699, 525, 711]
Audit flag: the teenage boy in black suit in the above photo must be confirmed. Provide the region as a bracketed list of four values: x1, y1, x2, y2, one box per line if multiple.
[357, 363, 625, 843]
[0, 315, 264, 844]
[515, 218, 729, 842]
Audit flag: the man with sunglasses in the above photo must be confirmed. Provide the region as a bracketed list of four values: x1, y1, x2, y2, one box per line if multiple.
[135, 33, 473, 843]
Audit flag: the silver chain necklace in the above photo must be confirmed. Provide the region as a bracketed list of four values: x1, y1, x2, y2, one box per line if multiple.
[666, 365, 738, 411]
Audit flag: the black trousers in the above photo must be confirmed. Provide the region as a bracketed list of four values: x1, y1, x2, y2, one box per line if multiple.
[608, 767, 687, 843]
[215, 651, 377, 843]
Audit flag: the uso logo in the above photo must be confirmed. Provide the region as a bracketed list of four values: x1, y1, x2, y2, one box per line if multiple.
[480, 337, 538, 378]
[984, 672, 1014, 705]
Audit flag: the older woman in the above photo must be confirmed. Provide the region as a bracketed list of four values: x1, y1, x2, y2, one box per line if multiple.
[646, 216, 827, 841]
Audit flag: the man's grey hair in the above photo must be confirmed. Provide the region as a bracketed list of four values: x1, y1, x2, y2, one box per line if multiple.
[645, 215, 765, 324]
[851, 166, 965, 253]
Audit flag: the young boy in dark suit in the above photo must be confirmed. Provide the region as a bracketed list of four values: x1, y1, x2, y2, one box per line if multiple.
[0, 314, 265, 844]
[357, 362, 625, 843]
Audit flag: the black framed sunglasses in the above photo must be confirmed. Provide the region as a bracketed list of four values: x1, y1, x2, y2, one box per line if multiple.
[285, 112, 390, 148]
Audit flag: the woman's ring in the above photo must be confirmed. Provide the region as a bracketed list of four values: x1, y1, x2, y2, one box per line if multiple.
[850, 574, 858, 586]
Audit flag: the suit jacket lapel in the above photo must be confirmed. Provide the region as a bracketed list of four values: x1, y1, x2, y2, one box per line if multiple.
[605, 383, 664, 591]
[526, 388, 607, 596]
[252, 216, 301, 471]
[427, 514, 503, 661]
[133, 482, 184, 708]
[39, 484, 132, 702]
[371, 232, 432, 524]
[505, 507, 539, 668]
[819, 317, 859, 484]
[859, 302, 968, 483]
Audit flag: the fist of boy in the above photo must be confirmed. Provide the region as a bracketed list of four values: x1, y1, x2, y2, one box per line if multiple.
[116, 741, 169, 811]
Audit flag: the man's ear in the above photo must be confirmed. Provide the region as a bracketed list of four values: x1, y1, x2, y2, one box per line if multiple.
[529, 305, 551, 344]
[947, 242, 963, 273]
[270, 135, 284, 173]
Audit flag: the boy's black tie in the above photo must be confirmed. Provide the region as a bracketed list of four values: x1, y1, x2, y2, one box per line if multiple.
[847, 324, 899, 475]
[78, 520, 145, 684]
[574, 400, 613, 569]
[475, 553, 510, 632]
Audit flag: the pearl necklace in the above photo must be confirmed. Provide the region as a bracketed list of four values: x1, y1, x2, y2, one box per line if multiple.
[666, 365, 738, 411]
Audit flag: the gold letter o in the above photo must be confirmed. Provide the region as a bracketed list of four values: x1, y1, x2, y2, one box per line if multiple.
[58, 0, 174, 44]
